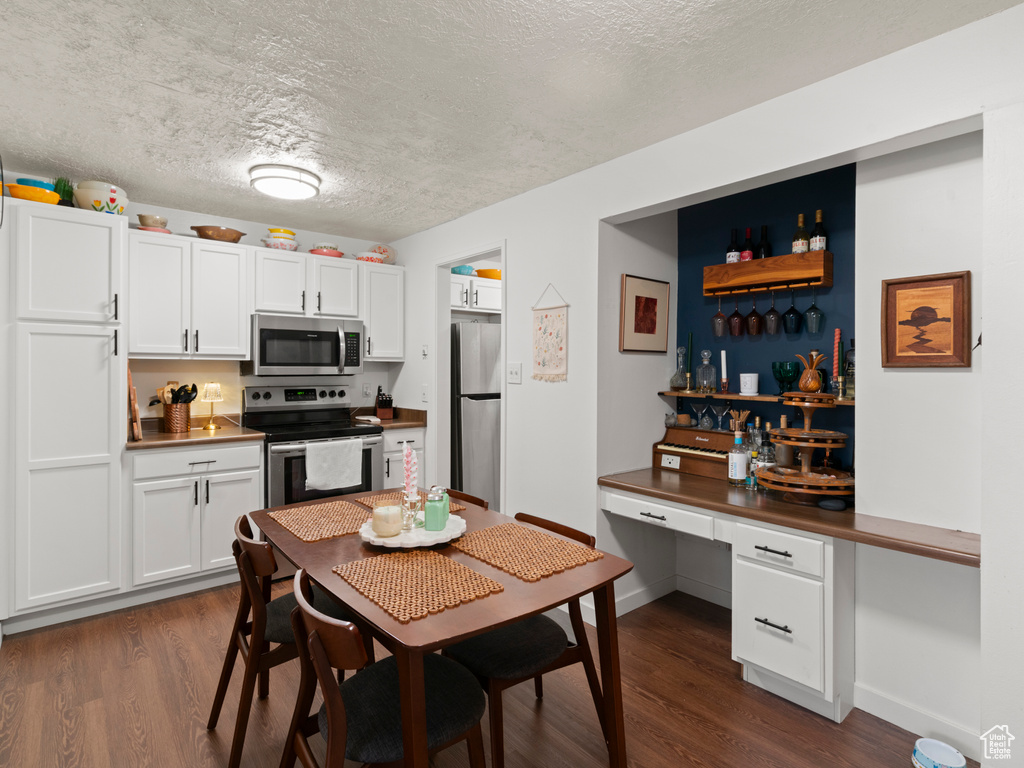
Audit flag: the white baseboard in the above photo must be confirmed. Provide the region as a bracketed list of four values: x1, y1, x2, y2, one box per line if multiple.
[675, 574, 732, 609]
[1, 570, 238, 636]
[578, 574, 677, 627]
[854, 682, 980, 761]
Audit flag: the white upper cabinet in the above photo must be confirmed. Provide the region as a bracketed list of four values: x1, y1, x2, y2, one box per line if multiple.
[254, 248, 358, 318]
[360, 262, 405, 361]
[16, 202, 125, 324]
[451, 274, 501, 313]
[451, 275, 470, 309]
[129, 232, 249, 359]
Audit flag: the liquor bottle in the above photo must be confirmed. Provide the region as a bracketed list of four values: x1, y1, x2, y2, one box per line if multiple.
[756, 225, 772, 259]
[728, 431, 748, 487]
[775, 415, 794, 467]
[844, 339, 856, 399]
[740, 227, 755, 261]
[761, 422, 777, 469]
[792, 214, 809, 253]
[809, 209, 827, 252]
[726, 229, 741, 263]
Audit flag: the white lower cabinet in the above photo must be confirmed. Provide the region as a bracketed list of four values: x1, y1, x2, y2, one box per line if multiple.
[132, 444, 262, 586]
[383, 428, 425, 486]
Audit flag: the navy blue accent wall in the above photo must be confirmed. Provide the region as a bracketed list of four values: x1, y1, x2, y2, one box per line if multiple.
[676, 164, 856, 467]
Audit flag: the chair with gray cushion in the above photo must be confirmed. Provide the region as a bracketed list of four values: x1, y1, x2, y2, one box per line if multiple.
[280, 569, 487, 768]
[443, 512, 606, 768]
[207, 516, 356, 768]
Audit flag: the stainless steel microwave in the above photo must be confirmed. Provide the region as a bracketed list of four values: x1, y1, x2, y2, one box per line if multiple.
[242, 315, 364, 376]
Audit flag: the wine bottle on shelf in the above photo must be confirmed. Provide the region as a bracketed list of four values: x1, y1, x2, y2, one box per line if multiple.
[726, 228, 741, 263]
[756, 225, 772, 259]
[844, 339, 856, 398]
[792, 213, 809, 253]
[810, 209, 828, 252]
[728, 431, 748, 487]
[740, 227, 755, 261]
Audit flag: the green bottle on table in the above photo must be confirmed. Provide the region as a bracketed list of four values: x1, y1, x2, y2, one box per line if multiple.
[424, 489, 448, 531]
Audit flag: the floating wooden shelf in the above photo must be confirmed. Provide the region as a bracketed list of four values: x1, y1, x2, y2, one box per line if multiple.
[660, 390, 855, 406]
[703, 251, 833, 296]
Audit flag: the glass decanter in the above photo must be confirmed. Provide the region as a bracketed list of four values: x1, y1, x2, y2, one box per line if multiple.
[669, 346, 687, 390]
[695, 349, 717, 394]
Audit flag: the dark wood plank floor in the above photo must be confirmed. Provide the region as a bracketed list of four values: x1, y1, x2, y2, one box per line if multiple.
[0, 586, 975, 767]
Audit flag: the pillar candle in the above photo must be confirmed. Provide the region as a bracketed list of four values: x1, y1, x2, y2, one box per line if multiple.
[720, 350, 727, 380]
[686, 332, 693, 373]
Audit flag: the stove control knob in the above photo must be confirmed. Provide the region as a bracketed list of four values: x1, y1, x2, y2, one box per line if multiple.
[328, 390, 337, 398]
[337, 390, 345, 398]
[251, 391, 261, 400]
[319, 390, 327, 398]
[263, 392, 272, 400]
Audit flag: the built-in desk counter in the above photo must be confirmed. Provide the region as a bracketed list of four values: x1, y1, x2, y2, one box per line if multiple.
[598, 468, 980, 567]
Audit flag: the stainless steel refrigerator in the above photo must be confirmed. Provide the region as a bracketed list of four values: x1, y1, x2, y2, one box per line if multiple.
[451, 322, 501, 511]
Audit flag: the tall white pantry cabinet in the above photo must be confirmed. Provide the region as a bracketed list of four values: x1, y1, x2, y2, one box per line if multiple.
[5, 200, 127, 614]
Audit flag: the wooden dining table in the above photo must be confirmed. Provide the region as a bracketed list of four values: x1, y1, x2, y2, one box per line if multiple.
[252, 489, 634, 768]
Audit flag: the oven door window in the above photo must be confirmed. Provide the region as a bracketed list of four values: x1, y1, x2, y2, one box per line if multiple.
[282, 448, 372, 505]
[260, 328, 340, 369]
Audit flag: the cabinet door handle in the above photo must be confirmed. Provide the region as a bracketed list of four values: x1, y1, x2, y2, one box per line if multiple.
[188, 460, 216, 466]
[463, 288, 469, 306]
[366, 337, 371, 355]
[205, 479, 210, 504]
[194, 480, 199, 506]
[184, 329, 189, 352]
[113, 293, 119, 321]
[301, 290, 306, 312]
[755, 617, 792, 634]
[194, 330, 199, 352]
[473, 289, 479, 306]
[385, 457, 390, 477]
[113, 329, 118, 356]
[640, 511, 666, 521]
[318, 292, 322, 312]
[754, 545, 793, 558]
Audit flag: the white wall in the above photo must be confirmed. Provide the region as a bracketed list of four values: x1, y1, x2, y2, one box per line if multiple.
[388, 8, 1024, 763]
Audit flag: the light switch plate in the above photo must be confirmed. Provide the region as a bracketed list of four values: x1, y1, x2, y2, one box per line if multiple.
[421, 384, 429, 403]
[362, 384, 372, 397]
[507, 363, 522, 385]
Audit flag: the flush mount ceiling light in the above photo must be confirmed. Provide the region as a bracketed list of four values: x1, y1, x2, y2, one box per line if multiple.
[249, 164, 321, 200]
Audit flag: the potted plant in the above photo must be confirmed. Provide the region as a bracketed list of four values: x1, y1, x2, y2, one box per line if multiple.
[53, 177, 74, 207]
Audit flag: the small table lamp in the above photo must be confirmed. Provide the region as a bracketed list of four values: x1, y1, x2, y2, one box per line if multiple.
[201, 382, 224, 431]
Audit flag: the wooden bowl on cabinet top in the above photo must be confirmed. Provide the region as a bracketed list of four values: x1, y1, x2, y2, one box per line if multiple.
[191, 225, 245, 243]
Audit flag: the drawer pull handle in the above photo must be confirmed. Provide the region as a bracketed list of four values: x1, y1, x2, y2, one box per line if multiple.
[754, 545, 792, 558]
[188, 460, 216, 465]
[640, 511, 667, 521]
[755, 617, 792, 634]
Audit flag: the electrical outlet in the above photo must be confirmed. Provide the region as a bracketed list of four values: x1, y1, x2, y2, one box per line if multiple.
[421, 384, 429, 403]
[507, 363, 522, 385]
[660, 454, 680, 470]
[362, 384, 372, 397]
[421, 344, 429, 359]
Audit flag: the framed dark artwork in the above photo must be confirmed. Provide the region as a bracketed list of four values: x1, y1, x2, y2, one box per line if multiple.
[881, 270, 971, 367]
[619, 274, 670, 352]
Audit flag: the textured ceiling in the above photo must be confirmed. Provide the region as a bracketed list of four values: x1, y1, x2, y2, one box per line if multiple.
[0, 0, 1018, 241]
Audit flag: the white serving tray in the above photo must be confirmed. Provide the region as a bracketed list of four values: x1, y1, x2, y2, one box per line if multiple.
[359, 514, 466, 548]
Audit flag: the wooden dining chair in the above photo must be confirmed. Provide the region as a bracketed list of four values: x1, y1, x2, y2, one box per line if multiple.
[443, 512, 607, 768]
[207, 516, 355, 768]
[447, 488, 488, 509]
[280, 569, 488, 768]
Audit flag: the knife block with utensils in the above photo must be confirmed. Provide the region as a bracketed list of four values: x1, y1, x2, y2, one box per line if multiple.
[375, 389, 394, 420]
[164, 403, 191, 433]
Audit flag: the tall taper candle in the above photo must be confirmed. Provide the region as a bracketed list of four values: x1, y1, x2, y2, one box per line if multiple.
[720, 349, 727, 380]
[686, 332, 693, 373]
[833, 328, 840, 378]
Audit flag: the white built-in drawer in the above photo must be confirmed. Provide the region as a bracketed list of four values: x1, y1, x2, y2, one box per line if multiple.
[383, 428, 424, 453]
[603, 493, 714, 540]
[732, 559, 824, 692]
[133, 443, 262, 480]
[734, 523, 824, 578]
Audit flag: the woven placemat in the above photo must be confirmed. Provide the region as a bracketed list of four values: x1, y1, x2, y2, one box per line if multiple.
[268, 500, 370, 543]
[333, 551, 503, 623]
[355, 490, 466, 513]
[450, 523, 604, 582]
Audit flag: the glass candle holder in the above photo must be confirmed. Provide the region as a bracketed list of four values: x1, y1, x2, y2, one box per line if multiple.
[401, 492, 422, 532]
[371, 498, 403, 538]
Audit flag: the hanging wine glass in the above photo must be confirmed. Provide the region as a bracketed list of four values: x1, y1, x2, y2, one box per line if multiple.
[782, 289, 802, 334]
[745, 298, 763, 336]
[764, 292, 782, 335]
[804, 287, 825, 334]
[728, 299, 745, 337]
[711, 297, 727, 338]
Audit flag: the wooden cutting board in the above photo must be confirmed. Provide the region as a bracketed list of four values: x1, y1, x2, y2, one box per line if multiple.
[127, 368, 142, 441]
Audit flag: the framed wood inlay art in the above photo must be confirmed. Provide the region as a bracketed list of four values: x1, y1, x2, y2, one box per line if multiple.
[881, 270, 971, 368]
[619, 274, 670, 353]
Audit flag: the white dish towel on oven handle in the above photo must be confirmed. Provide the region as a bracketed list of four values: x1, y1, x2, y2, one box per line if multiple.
[305, 438, 362, 490]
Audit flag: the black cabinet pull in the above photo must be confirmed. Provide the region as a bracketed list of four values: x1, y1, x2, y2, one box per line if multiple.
[754, 545, 793, 558]
[318, 292, 322, 312]
[640, 511, 667, 521]
[194, 330, 199, 352]
[366, 337, 371, 355]
[184, 329, 189, 352]
[473, 289, 479, 306]
[755, 617, 792, 634]
[113, 329, 118, 356]
[385, 457, 390, 477]
[187, 460, 216, 466]
[194, 481, 198, 506]
[113, 293, 119, 320]
[301, 290, 306, 311]
[205, 479, 210, 504]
